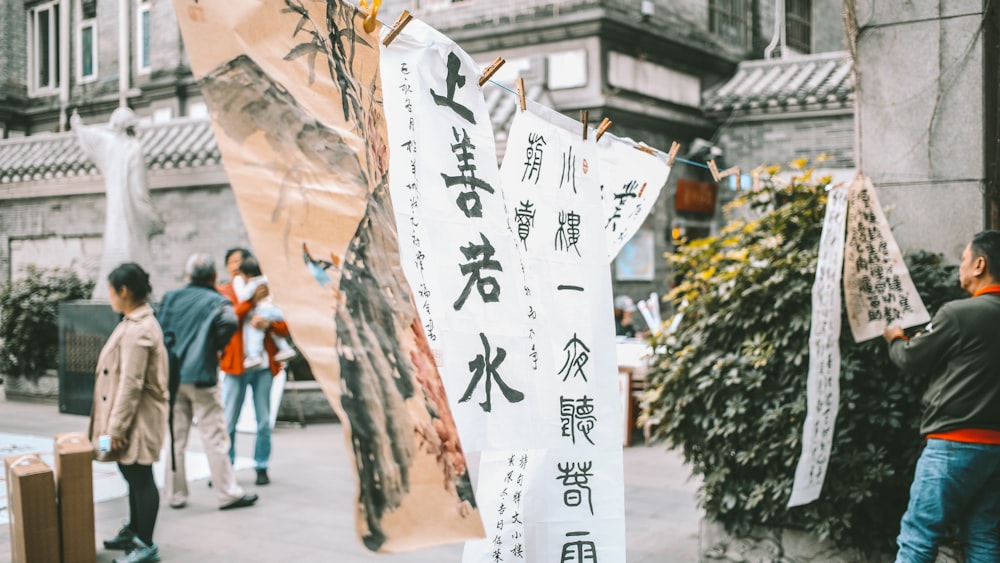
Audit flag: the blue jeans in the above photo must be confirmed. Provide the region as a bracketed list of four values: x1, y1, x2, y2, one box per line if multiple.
[222, 367, 273, 471]
[896, 439, 1000, 563]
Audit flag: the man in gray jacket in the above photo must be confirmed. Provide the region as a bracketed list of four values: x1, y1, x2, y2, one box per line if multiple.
[884, 230, 1000, 562]
[158, 253, 258, 510]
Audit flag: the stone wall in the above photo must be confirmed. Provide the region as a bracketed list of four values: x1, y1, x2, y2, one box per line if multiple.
[716, 113, 855, 172]
[0, 183, 250, 294]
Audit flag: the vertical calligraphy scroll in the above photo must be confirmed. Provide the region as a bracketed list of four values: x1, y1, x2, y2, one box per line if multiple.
[463, 107, 626, 562]
[598, 139, 671, 262]
[788, 183, 848, 507]
[174, 0, 483, 552]
[843, 175, 930, 342]
[380, 18, 543, 452]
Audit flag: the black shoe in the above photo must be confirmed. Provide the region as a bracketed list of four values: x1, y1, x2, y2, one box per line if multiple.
[255, 469, 270, 485]
[103, 525, 136, 550]
[113, 537, 160, 563]
[220, 493, 259, 510]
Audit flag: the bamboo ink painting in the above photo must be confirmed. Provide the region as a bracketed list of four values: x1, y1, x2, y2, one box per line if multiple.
[173, 0, 484, 552]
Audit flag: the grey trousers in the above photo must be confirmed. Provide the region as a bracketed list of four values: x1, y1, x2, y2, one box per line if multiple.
[166, 383, 245, 507]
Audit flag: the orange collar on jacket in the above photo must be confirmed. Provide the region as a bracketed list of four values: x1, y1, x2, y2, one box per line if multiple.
[972, 284, 1000, 298]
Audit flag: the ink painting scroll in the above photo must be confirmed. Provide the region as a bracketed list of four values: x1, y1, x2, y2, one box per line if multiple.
[173, 0, 484, 552]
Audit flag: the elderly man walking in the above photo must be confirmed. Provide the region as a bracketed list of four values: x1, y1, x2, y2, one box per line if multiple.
[884, 230, 1000, 562]
[158, 253, 258, 511]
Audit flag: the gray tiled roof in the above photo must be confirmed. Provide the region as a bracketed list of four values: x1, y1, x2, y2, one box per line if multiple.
[0, 84, 542, 185]
[703, 51, 854, 114]
[0, 117, 220, 184]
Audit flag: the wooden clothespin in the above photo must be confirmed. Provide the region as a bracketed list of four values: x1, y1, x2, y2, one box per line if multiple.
[634, 144, 656, 156]
[751, 171, 760, 192]
[515, 77, 527, 112]
[362, 2, 380, 33]
[707, 159, 740, 184]
[478, 57, 505, 87]
[382, 10, 413, 47]
[595, 118, 612, 141]
[666, 141, 680, 166]
[580, 110, 589, 140]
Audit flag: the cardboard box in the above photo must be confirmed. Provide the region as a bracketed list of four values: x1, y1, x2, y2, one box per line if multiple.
[5, 453, 60, 563]
[53, 433, 96, 563]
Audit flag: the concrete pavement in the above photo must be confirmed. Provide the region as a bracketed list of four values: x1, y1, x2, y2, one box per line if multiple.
[0, 387, 702, 562]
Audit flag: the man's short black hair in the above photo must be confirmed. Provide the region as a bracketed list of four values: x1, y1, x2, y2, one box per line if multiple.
[225, 247, 252, 263]
[970, 230, 1000, 280]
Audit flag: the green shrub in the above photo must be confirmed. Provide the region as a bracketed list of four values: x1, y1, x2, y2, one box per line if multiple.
[0, 266, 94, 379]
[640, 172, 964, 553]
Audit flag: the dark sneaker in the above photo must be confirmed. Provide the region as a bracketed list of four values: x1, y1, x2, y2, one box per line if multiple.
[255, 469, 270, 485]
[103, 525, 136, 550]
[113, 537, 160, 563]
[220, 493, 259, 510]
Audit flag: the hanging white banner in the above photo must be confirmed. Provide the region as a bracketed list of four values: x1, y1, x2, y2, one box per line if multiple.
[788, 182, 849, 507]
[598, 139, 671, 262]
[843, 175, 930, 342]
[464, 107, 626, 563]
[381, 19, 548, 452]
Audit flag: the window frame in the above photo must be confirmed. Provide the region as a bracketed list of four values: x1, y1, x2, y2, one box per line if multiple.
[76, 0, 98, 83]
[708, 0, 752, 50]
[135, 0, 151, 75]
[27, 0, 63, 96]
[785, 0, 812, 54]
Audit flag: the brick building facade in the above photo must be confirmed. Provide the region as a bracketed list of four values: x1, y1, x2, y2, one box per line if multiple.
[1, 0, 851, 315]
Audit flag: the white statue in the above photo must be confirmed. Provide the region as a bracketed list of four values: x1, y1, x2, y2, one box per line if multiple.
[70, 108, 164, 299]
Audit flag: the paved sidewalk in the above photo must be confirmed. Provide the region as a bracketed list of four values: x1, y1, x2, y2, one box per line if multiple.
[0, 388, 702, 562]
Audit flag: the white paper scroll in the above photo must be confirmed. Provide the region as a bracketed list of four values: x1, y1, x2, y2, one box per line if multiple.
[464, 107, 626, 563]
[598, 139, 671, 261]
[381, 19, 545, 452]
[788, 183, 849, 507]
[843, 175, 930, 342]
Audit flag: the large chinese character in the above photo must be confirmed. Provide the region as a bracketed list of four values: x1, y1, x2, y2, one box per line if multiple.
[561, 146, 577, 192]
[442, 127, 496, 218]
[454, 233, 503, 310]
[429, 52, 475, 123]
[559, 333, 591, 381]
[461, 332, 524, 412]
[555, 211, 583, 256]
[560, 395, 596, 445]
[515, 201, 536, 249]
[556, 461, 594, 514]
[606, 180, 639, 232]
[523, 133, 546, 184]
[560, 531, 597, 563]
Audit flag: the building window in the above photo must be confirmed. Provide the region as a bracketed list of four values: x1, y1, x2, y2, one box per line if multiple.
[136, 0, 151, 74]
[709, 0, 751, 49]
[27, 1, 62, 94]
[77, 0, 97, 82]
[785, 0, 812, 53]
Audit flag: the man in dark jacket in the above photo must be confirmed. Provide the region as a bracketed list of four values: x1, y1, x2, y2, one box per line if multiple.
[158, 253, 258, 511]
[884, 230, 1000, 562]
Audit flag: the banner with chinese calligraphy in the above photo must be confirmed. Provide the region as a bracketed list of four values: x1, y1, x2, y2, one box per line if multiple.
[843, 175, 930, 342]
[788, 183, 849, 508]
[462, 107, 626, 562]
[598, 140, 671, 261]
[380, 18, 546, 453]
[173, 0, 483, 552]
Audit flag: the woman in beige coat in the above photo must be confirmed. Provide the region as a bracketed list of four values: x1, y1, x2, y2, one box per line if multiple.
[89, 263, 168, 563]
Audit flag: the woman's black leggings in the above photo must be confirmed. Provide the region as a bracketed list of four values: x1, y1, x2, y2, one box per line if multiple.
[117, 463, 159, 546]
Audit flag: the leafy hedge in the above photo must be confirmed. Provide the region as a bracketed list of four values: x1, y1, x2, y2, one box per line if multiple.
[0, 266, 94, 379]
[640, 172, 964, 553]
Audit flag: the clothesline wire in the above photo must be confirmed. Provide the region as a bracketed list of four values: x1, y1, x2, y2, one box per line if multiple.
[487, 80, 713, 171]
